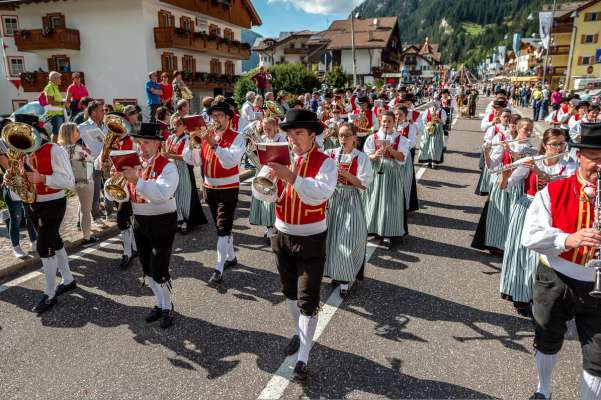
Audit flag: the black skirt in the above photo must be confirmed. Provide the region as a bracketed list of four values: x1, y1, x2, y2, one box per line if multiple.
[187, 164, 208, 228]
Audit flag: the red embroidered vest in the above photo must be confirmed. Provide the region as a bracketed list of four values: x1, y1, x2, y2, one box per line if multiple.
[231, 114, 240, 132]
[548, 173, 595, 265]
[524, 165, 567, 196]
[353, 109, 373, 129]
[411, 110, 420, 123]
[166, 135, 186, 155]
[30, 143, 60, 195]
[400, 125, 410, 138]
[329, 151, 358, 185]
[276, 146, 328, 225]
[201, 128, 239, 188]
[129, 155, 170, 204]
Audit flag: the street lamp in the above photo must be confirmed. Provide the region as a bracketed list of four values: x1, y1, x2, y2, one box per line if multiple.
[351, 12, 359, 87]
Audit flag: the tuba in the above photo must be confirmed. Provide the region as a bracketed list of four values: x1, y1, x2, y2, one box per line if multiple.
[1, 122, 41, 203]
[264, 101, 284, 119]
[100, 115, 130, 178]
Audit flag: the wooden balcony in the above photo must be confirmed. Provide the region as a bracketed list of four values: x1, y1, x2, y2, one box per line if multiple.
[283, 47, 308, 54]
[182, 72, 238, 91]
[549, 45, 570, 55]
[19, 71, 85, 93]
[14, 28, 80, 52]
[154, 27, 251, 60]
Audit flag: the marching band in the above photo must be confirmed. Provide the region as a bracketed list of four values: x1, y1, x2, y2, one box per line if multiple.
[3, 81, 601, 397]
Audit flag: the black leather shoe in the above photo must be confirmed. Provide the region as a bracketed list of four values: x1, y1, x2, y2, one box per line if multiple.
[529, 393, 550, 399]
[292, 361, 309, 382]
[160, 308, 174, 329]
[55, 280, 77, 296]
[145, 306, 162, 323]
[224, 257, 238, 269]
[340, 288, 350, 299]
[382, 238, 392, 250]
[118, 255, 131, 270]
[285, 335, 300, 356]
[209, 270, 223, 285]
[32, 294, 57, 314]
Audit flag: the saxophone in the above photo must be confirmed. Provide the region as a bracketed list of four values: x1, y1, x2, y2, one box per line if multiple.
[1, 122, 41, 204]
[100, 115, 129, 178]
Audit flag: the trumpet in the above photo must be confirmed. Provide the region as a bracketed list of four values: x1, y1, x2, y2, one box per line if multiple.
[587, 168, 601, 298]
[189, 122, 218, 149]
[489, 152, 567, 174]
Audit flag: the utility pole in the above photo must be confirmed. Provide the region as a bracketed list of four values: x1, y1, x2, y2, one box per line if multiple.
[542, 0, 557, 85]
[564, 10, 578, 91]
[351, 13, 358, 87]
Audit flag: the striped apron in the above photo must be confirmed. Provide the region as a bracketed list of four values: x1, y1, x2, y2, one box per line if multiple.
[499, 195, 538, 302]
[249, 169, 276, 227]
[173, 158, 193, 223]
[418, 124, 444, 163]
[364, 158, 406, 237]
[484, 176, 523, 251]
[325, 185, 367, 282]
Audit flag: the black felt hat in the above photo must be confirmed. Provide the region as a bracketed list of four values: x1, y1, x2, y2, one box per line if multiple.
[129, 123, 164, 141]
[208, 101, 234, 117]
[571, 123, 601, 149]
[493, 99, 508, 108]
[279, 109, 324, 135]
[357, 96, 370, 104]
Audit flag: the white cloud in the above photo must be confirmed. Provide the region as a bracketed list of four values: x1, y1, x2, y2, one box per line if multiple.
[267, 0, 363, 15]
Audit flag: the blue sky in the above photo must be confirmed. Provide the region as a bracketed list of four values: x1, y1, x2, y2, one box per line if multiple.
[251, 0, 363, 38]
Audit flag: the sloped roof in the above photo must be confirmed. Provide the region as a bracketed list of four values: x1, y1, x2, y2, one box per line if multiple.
[319, 17, 398, 50]
[252, 30, 318, 51]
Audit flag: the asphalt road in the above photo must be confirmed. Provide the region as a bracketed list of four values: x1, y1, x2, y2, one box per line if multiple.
[0, 98, 583, 399]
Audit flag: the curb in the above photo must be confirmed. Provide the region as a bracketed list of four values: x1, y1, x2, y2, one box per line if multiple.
[0, 168, 257, 283]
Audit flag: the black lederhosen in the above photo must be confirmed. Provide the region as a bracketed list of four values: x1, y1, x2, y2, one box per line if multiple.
[28, 197, 66, 258]
[441, 106, 452, 136]
[272, 230, 327, 316]
[205, 187, 238, 237]
[117, 201, 133, 231]
[133, 212, 177, 284]
[533, 263, 601, 377]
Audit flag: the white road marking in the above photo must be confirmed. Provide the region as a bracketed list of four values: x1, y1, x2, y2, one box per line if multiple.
[0, 237, 120, 294]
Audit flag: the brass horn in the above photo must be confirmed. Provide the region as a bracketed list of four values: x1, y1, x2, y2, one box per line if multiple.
[1, 122, 41, 203]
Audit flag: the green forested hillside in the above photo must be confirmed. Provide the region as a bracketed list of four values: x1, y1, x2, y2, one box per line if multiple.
[352, 0, 551, 67]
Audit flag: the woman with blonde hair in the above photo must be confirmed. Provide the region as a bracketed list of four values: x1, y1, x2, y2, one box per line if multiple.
[57, 122, 98, 245]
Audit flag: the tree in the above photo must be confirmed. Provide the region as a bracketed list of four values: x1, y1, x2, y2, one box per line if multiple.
[269, 62, 321, 95]
[234, 74, 257, 107]
[323, 66, 347, 88]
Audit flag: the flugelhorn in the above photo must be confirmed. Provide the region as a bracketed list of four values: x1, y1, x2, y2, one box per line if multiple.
[101, 115, 131, 178]
[188, 122, 217, 149]
[1, 122, 41, 204]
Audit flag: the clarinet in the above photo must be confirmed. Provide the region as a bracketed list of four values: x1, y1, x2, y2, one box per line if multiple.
[588, 168, 601, 298]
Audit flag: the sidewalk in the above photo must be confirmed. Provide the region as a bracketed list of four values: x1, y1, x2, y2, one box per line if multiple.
[0, 167, 254, 281]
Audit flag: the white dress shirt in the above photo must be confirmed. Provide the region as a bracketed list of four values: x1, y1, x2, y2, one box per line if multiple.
[239, 101, 259, 132]
[522, 179, 596, 282]
[364, 130, 409, 167]
[489, 136, 532, 170]
[132, 156, 178, 216]
[274, 150, 337, 236]
[545, 109, 569, 129]
[325, 147, 373, 189]
[506, 158, 576, 190]
[182, 131, 246, 187]
[35, 144, 76, 202]
[421, 107, 448, 128]
[483, 124, 509, 144]
[78, 118, 107, 161]
[396, 121, 418, 149]
[408, 109, 424, 135]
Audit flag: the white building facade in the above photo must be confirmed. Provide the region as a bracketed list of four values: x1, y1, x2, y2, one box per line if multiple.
[0, 0, 261, 117]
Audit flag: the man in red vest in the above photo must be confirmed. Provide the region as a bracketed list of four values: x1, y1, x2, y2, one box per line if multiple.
[183, 101, 246, 285]
[267, 109, 337, 381]
[121, 123, 178, 329]
[523, 122, 601, 400]
[16, 115, 76, 314]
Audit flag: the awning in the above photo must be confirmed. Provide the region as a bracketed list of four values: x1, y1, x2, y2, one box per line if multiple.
[510, 76, 538, 82]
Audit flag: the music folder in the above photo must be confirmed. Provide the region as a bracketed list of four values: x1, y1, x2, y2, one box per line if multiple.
[183, 115, 205, 132]
[256, 143, 291, 166]
[110, 150, 141, 171]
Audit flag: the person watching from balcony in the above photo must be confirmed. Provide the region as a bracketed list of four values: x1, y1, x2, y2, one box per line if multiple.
[146, 71, 163, 122]
[66, 72, 89, 118]
[172, 70, 192, 106]
[44, 71, 66, 142]
[251, 65, 270, 98]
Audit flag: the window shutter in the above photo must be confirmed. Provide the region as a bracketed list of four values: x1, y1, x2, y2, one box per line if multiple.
[192, 58, 197, 73]
[173, 55, 178, 71]
[595, 34, 599, 43]
[47, 57, 57, 71]
[578, 56, 584, 65]
[158, 11, 163, 27]
[161, 53, 168, 72]
[190, 21, 195, 33]
[169, 15, 175, 27]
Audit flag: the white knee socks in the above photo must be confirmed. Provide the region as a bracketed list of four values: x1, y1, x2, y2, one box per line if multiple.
[581, 370, 601, 400]
[286, 299, 300, 336]
[266, 227, 273, 238]
[226, 235, 235, 261]
[42, 256, 58, 298]
[55, 248, 74, 285]
[444, 135, 449, 148]
[535, 351, 558, 398]
[122, 228, 134, 257]
[159, 281, 172, 310]
[298, 314, 318, 364]
[215, 236, 229, 273]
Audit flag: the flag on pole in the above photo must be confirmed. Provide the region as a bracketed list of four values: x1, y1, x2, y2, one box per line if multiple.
[539, 11, 553, 50]
[0, 36, 21, 92]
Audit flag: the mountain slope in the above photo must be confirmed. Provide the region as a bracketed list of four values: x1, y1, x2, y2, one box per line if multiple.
[242, 29, 263, 72]
[352, 0, 548, 67]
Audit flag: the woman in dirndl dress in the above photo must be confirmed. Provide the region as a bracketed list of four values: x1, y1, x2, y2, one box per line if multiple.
[164, 116, 207, 233]
[475, 111, 513, 196]
[499, 128, 574, 316]
[248, 117, 287, 244]
[418, 101, 447, 168]
[394, 106, 419, 211]
[472, 117, 534, 254]
[364, 111, 410, 249]
[324, 123, 373, 297]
